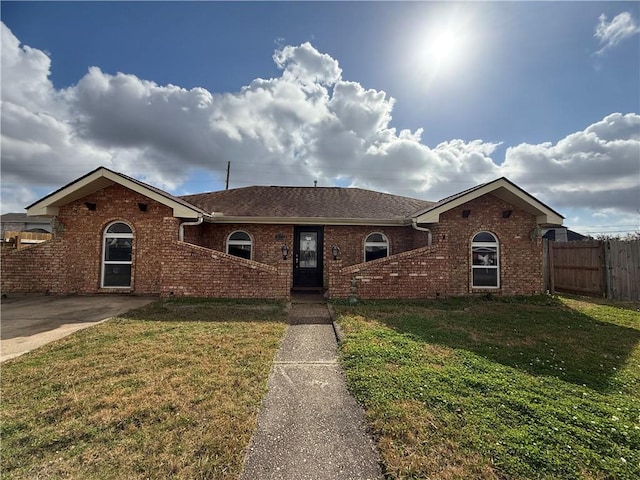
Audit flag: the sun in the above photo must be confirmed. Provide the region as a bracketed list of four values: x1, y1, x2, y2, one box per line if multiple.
[425, 27, 464, 70]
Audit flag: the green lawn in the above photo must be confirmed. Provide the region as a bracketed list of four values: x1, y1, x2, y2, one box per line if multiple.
[334, 296, 640, 480]
[1, 298, 287, 480]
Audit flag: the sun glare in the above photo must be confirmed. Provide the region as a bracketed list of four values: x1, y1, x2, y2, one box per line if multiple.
[425, 27, 465, 70]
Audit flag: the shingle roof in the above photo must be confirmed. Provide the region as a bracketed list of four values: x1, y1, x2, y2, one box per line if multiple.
[1, 213, 52, 223]
[180, 186, 433, 221]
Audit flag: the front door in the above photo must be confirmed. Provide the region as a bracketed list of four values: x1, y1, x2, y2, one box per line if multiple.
[293, 226, 324, 288]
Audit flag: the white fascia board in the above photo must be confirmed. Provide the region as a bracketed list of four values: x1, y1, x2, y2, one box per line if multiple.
[204, 216, 411, 226]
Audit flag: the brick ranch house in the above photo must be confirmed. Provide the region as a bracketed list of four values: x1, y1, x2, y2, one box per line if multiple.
[1, 167, 563, 301]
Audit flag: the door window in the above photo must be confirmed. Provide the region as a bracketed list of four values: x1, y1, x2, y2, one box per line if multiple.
[299, 232, 317, 268]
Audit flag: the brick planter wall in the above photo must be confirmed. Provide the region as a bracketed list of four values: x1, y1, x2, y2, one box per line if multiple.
[160, 241, 290, 299]
[1, 239, 66, 293]
[328, 245, 448, 299]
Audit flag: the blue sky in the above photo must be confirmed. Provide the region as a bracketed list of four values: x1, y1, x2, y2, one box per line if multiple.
[1, 1, 639, 236]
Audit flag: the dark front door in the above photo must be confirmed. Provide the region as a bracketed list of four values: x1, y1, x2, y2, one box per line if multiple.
[293, 226, 324, 288]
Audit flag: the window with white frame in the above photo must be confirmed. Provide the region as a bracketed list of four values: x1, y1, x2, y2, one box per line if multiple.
[471, 231, 499, 288]
[227, 231, 252, 260]
[364, 232, 389, 262]
[102, 222, 133, 288]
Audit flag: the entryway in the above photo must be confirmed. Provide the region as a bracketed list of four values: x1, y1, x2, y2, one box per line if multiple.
[292, 226, 324, 290]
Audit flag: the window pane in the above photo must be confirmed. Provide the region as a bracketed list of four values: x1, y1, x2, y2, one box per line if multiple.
[107, 223, 132, 234]
[229, 231, 250, 241]
[105, 238, 132, 261]
[472, 246, 497, 266]
[473, 232, 496, 243]
[103, 264, 132, 287]
[473, 268, 498, 287]
[366, 233, 385, 243]
[229, 244, 251, 260]
[299, 233, 317, 268]
[365, 246, 388, 262]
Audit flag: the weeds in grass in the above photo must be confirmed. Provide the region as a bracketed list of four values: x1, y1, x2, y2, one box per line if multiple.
[1, 299, 287, 480]
[335, 296, 640, 479]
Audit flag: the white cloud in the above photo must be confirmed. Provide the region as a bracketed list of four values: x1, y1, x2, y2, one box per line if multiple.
[502, 113, 640, 214]
[594, 12, 640, 55]
[1, 21, 638, 233]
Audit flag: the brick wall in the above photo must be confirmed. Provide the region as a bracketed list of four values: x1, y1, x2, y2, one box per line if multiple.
[438, 193, 543, 296]
[2, 184, 179, 295]
[328, 245, 448, 299]
[183, 223, 295, 266]
[1, 238, 66, 293]
[160, 241, 290, 299]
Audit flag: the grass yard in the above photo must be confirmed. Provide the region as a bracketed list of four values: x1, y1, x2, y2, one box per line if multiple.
[1, 298, 287, 480]
[334, 296, 640, 480]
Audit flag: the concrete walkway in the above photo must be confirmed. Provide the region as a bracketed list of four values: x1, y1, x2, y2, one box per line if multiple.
[240, 294, 382, 480]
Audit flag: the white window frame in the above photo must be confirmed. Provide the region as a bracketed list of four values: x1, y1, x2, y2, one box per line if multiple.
[226, 230, 253, 260]
[364, 232, 390, 262]
[471, 231, 500, 289]
[101, 221, 133, 288]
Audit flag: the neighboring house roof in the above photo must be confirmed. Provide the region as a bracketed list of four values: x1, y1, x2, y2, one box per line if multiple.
[181, 186, 433, 225]
[412, 177, 564, 226]
[1, 213, 52, 224]
[26, 167, 208, 218]
[543, 228, 588, 242]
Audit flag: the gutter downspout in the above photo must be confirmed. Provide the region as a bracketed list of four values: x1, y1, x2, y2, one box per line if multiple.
[179, 216, 203, 242]
[412, 219, 432, 246]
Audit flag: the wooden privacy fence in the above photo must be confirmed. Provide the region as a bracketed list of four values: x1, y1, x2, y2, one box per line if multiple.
[544, 239, 640, 301]
[1, 231, 53, 250]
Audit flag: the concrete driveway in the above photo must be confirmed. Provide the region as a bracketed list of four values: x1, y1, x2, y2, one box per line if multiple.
[1, 295, 156, 362]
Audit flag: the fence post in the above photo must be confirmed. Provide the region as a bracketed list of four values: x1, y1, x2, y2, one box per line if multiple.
[548, 240, 555, 295]
[604, 240, 612, 299]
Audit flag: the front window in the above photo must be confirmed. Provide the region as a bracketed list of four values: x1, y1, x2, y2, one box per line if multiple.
[364, 232, 389, 262]
[472, 231, 499, 288]
[102, 222, 133, 288]
[227, 231, 252, 260]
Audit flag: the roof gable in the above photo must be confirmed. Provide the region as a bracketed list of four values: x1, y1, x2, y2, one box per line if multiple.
[26, 167, 207, 218]
[412, 177, 564, 226]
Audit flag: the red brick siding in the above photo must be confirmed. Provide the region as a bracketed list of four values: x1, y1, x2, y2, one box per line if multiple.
[327, 194, 543, 299]
[184, 223, 295, 266]
[322, 225, 429, 266]
[1, 239, 66, 293]
[160, 241, 290, 299]
[438, 194, 543, 296]
[2, 184, 179, 295]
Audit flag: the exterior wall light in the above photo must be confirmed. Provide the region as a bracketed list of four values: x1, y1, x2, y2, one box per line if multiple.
[84, 202, 97, 211]
[530, 226, 543, 240]
[462, 209, 471, 218]
[281, 244, 289, 260]
[331, 244, 341, 260]
[502, 209, 512, 218]
[138, 203, 148, 212]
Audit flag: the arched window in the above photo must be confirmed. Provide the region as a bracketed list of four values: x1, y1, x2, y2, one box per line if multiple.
[227, 231, 252, 260]
[102, 222, 133, 288]
[471, 231, 499, 288]
[364, 232, 389, 262]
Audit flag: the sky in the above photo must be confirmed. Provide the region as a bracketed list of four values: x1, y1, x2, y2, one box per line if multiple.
[1, 1, 639, 236]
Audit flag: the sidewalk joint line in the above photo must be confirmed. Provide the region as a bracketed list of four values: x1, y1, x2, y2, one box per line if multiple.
[275, 360, 338, 365]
